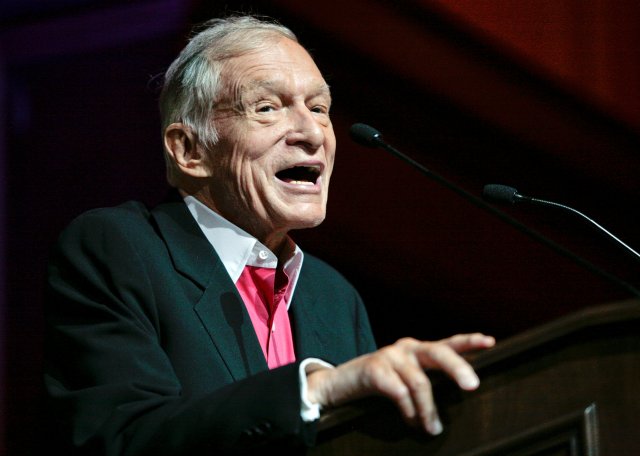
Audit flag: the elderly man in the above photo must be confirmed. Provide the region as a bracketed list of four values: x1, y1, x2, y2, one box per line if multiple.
[44, 16, 494, 455]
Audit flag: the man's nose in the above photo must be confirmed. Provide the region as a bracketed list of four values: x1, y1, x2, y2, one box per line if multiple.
[285, 105, 325, 151]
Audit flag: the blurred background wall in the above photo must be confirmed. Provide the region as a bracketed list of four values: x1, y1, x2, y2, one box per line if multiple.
[1, 1, 639, 453]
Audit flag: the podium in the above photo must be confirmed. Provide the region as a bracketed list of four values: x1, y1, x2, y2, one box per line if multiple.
[310, 299, 640, 455]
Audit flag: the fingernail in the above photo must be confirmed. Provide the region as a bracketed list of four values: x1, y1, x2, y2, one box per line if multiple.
[428, 417, 443, 435]
[459, 371, 479, 390]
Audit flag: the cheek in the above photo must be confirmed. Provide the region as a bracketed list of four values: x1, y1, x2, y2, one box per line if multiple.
[230, 122, 273, 163]
[325, 128, 337, 162]
[207, 144, 246, 198]
[325, 143, 337, 177]
[212, 124, 252, 171]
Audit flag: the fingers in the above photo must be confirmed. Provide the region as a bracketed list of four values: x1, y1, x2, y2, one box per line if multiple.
[370, 366, 419, 427]
[307, 333, 495, 436]
[394, 356, 442, 434]
[443, 333, 496, 353]
[415, 342, 480, 391]
[414, 333, 494, 392]
[388, 334, 495, 432]
[354, 345, 441, 434]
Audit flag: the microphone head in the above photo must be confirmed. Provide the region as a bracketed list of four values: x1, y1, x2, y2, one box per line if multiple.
[349, 123, 384, 148]
[483, 184, 519, 204]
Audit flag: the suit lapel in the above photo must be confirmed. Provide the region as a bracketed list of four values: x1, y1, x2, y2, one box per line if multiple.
[151, 195, 267, 380]
[194, 267, 268, 380]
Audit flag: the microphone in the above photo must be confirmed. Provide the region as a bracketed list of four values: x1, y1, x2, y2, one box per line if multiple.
[483, 184, 640, 261]
[350, 122, 640, 297]
[482, 184, 524, 204]
[350, 123, 484, 205]
[350, 123, 384, 148]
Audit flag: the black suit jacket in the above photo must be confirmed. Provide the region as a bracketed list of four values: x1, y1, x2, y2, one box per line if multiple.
[44, 195, 377, 455]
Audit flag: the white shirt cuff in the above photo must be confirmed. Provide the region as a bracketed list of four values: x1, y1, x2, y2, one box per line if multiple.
[299, 358, 334, 422]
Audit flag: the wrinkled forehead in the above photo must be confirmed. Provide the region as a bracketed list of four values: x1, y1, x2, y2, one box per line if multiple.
[216, 38, 330, 104]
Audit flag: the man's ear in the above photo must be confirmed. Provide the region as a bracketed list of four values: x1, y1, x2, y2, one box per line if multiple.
[164, 123, 211, 178]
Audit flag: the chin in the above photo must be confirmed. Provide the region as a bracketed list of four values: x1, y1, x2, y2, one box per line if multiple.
[285, 212, 326, 231]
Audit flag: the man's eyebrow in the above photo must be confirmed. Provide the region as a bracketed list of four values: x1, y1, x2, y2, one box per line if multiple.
[312, 83, 332, 99]
[244, 79, 332, 98]
[244, 79, 277, 91]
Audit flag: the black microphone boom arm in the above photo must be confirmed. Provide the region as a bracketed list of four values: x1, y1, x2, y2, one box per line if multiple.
[483, 184, 640, 261]
[350, 123, 640, 297]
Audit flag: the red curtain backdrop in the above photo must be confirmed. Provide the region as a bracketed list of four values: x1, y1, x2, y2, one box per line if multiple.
[425, 0, 640, 130]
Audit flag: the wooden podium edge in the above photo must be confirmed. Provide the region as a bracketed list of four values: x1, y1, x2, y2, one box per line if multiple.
[316, 298, 640, 432]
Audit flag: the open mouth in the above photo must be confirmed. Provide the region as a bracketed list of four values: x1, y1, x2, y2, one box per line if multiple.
[275, 165, 321, 185]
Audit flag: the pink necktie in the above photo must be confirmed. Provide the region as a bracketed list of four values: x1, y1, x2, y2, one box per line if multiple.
[235, 265, 296, 369]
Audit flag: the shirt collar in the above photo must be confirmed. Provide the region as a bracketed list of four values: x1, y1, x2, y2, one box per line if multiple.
[183, 195, 304, 286]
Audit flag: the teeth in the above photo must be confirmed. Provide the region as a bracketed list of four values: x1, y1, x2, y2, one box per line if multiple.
[275, 164, 321, 186]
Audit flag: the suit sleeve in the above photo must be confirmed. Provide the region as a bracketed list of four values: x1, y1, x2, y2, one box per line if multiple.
[44, 210, 315, 455]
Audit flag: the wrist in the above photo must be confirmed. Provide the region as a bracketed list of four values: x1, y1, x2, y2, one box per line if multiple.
[306, 367, 332, 407]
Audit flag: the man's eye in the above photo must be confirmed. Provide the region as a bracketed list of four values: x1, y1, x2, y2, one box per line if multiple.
[257, 105, 275, 113]
[311, 106, 329, 114]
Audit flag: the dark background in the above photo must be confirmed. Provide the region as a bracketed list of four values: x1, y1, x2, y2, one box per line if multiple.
[2, 0, 639, 454]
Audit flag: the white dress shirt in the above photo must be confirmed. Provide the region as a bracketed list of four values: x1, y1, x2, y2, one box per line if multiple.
[183, 195, 331, 421]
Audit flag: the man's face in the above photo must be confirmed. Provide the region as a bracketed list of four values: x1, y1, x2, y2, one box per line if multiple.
[204, 37, 336, 245]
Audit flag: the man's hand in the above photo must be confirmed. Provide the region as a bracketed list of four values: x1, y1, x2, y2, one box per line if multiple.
[306, 333, 495, 435]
